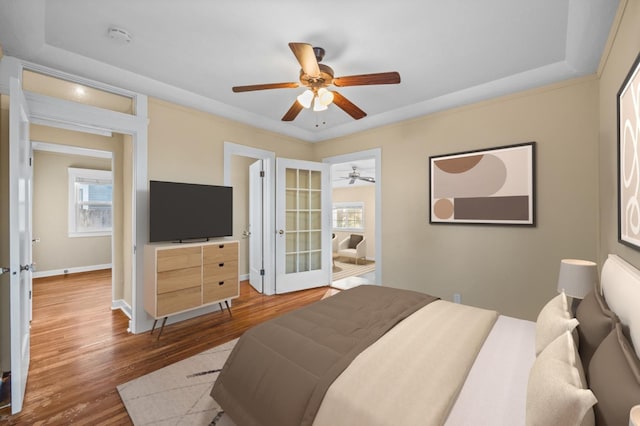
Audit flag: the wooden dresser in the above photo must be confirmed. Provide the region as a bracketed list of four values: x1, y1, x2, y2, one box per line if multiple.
[143, 240, 239, 335]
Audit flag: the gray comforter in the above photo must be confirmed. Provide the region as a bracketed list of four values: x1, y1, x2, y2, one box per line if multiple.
[211, 285, 438, 426]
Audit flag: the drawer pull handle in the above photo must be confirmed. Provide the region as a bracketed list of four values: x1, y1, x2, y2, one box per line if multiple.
[219, 244, 224, 248]
[218, 281, 224, 286]
[219, 263, 224, 267]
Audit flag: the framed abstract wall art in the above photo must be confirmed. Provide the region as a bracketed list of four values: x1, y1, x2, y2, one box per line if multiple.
[618, 51, 640, 249]
[429, 142, 536, 225]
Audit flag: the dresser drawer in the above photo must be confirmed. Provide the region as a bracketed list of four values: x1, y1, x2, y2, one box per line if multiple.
[203, 260, 238, 282]
[157, 266, 201, 294]
[203, 278, 238, 303]
[157, 286, 201, 317]
[157, 246, 201, 272]
[203, 242, 238, 264]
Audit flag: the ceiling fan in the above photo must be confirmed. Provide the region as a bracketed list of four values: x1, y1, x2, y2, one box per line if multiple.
[342, 167, 375, 184]
[232, 42, 401, 122]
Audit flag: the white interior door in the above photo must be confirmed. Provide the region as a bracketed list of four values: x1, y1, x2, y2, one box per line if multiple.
[275, 158, 331, 294]
[248, 159, 264, 292]
[8, 77, 33, 414]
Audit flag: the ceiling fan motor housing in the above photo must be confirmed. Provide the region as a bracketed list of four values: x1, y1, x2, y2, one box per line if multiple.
[300, 64, 334, 88]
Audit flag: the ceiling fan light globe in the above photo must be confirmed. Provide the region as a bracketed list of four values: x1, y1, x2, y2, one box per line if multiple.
[296, 89, 314, 108]
[317, 88, 334, 106]
[313, 97, 328, 111]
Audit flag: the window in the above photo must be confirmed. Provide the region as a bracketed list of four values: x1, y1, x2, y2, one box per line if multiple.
[68, 168, 113, 237]
[332, 202, 364, 231]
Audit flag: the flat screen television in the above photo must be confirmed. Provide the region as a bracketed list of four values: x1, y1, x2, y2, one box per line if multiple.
[149, 180, 233, 243]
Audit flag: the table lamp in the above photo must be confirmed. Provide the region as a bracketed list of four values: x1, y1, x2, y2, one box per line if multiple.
[557, 259, 597, 313]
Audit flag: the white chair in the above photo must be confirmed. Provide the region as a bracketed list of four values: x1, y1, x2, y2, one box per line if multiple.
[337, 234, 367, 265]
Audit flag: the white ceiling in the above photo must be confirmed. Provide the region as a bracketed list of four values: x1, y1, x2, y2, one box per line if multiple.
[0, 0, 619, 142]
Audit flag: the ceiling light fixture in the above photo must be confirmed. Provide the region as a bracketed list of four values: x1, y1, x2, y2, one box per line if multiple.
[296, 87, 334, 111]
[296, 89, 314, 109]
[107, 26, 132, 43]
[313, 97, 328, 112]
[317, 88, 334, 106]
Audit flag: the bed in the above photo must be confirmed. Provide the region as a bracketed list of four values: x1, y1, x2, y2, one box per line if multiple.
[211, 254, 640, 425]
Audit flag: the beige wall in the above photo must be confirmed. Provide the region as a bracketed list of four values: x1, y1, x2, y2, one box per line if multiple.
[32, 150, 112, 273]
[314, 77, 600, 320]
[599, 0, 640, 268]
[332, 185, 376, 260]
[147, 98, 314, 185]
[146, 98, 315, 256]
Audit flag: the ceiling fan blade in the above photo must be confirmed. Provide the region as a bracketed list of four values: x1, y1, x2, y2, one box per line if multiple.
[332, 91, 367, 120]
[232, 82, 299, 93]
[359, 176, 376, 183]
[333, 72, 401, 87]
[282, 100, 304, 121]
[349, 178, 356, 184]
[289, 42, 320, 78]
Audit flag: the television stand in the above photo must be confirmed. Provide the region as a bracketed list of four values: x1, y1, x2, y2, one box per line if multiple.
[143, 240, 239, 339]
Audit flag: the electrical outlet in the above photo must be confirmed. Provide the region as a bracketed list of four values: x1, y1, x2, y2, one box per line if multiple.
[453, 293, 461, 304]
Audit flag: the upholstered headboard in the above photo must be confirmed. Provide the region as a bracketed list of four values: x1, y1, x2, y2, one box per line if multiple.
[589, 254, 640, 425]
[600, 254, 640, 358]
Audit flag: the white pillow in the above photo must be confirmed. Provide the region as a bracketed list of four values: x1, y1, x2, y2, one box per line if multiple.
[535, 291, 578, 355]
[526, 331, 596, 426]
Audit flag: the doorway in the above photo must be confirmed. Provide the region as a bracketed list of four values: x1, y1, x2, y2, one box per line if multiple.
[30, 137, 131, 317]
[224, 142, 275, 295]
[324, 149, 381, 287]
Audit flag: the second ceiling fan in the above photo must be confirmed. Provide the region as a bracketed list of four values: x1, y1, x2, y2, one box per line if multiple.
[232, 42, 401, 122]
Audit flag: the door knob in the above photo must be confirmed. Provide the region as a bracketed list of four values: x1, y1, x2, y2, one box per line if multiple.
[278, 229, 284, 235]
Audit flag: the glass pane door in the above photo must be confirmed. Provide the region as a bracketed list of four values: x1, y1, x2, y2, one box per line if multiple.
[276, 158, 330, 293]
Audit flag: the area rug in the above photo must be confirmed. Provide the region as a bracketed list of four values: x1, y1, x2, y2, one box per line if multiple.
[117, 339, 238, 425]
[332, 259, 375, 281]
[117, 289, 338, 425]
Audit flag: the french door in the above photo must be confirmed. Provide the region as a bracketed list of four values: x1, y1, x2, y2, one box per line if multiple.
[8, 77, 33, 414]
[275, 158, 331, 293]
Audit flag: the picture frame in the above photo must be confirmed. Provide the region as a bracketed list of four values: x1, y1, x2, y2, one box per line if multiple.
[618, 51, 640, 249]
[429, 142, 536, 225]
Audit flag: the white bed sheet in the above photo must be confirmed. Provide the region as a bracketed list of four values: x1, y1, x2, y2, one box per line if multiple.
[445, 315, 535, 426]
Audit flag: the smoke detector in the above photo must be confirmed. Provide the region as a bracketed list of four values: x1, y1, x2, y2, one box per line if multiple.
[107, 26, 132, 43]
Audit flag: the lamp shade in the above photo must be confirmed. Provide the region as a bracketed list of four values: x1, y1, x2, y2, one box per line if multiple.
[557, 259, 597, 299]
[296, 90, 314, 108]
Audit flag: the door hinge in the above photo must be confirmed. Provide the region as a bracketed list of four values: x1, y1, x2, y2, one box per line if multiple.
[260, 170, 265, 177]
[29, 290, 32, 300]
[260, 269, 265, 276]
[29, 157, 32, 167]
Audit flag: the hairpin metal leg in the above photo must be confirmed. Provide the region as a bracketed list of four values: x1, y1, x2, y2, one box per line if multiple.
[151, 317, 168, 340]
[218, 301, 233, 317]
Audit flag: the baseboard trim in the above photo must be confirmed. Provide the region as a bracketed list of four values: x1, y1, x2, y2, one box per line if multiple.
[239, 273, 249, 281]
[32, 264, 112, 279]
[112, 299, 132, 319]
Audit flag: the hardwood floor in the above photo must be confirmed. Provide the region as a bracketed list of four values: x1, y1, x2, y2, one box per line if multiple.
[0, 270, 329, 425]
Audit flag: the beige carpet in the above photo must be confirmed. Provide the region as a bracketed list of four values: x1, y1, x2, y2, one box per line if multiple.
[117, 339, 237, 425]
[332, 259, 375, 281]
